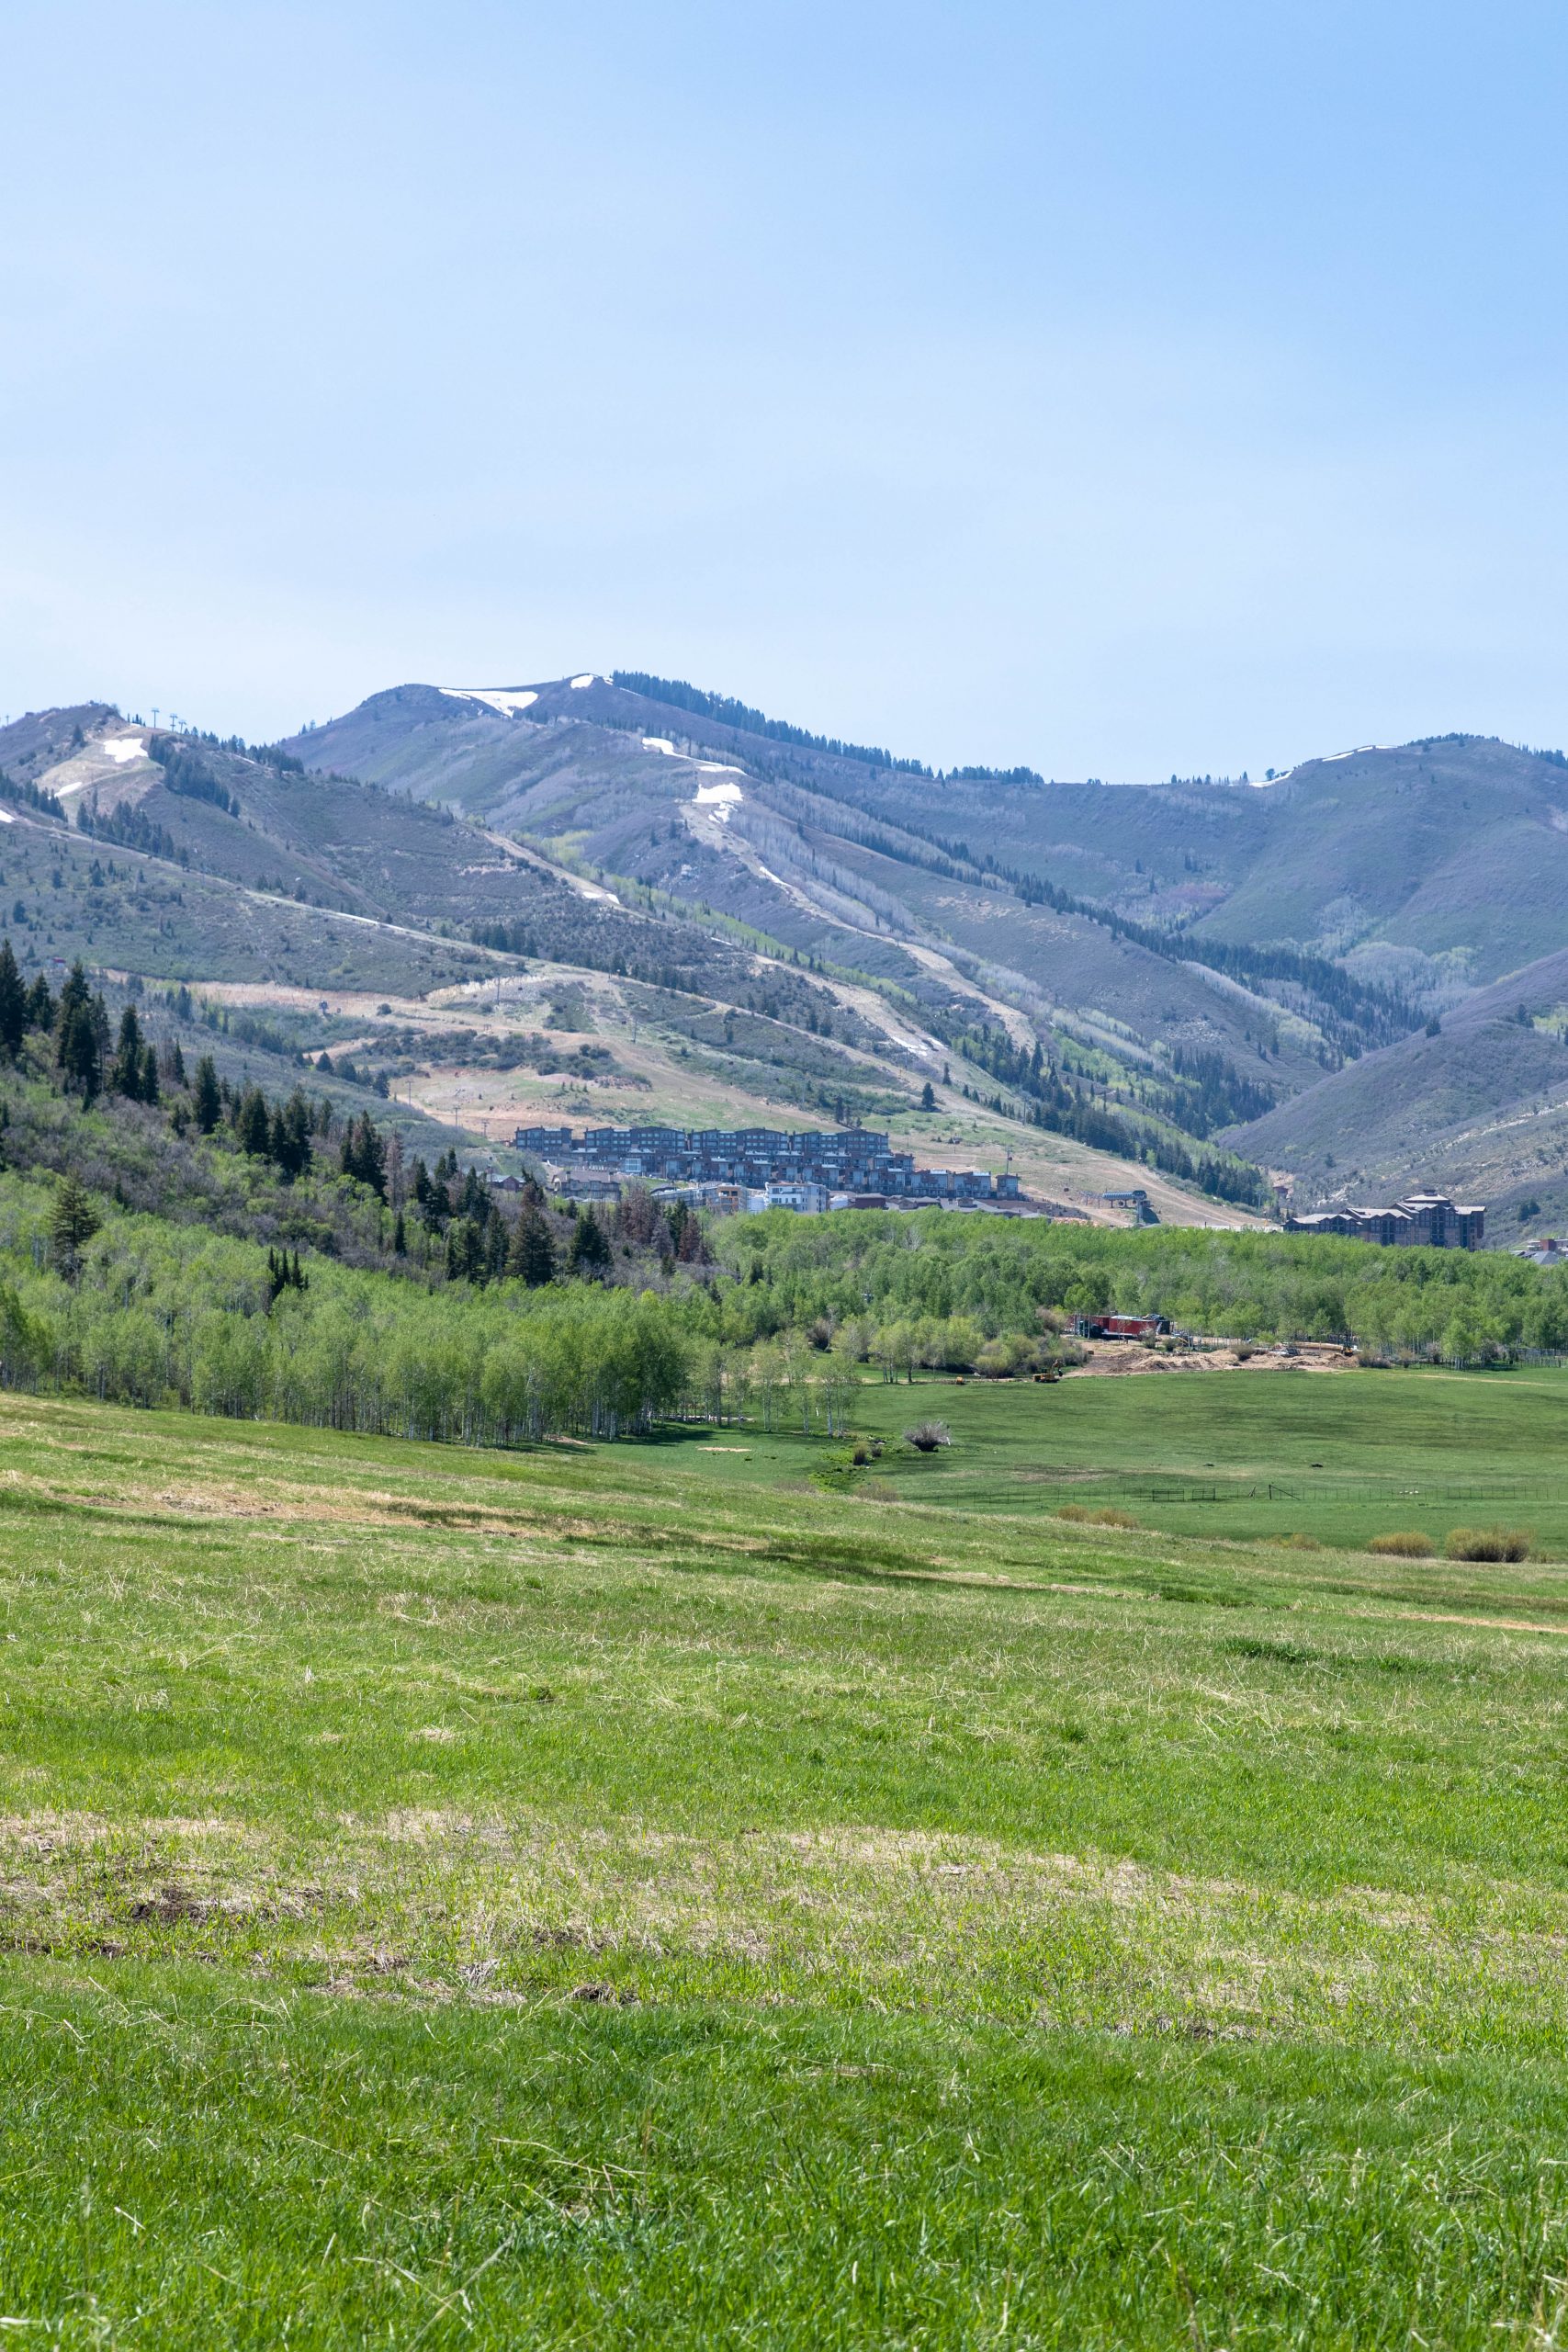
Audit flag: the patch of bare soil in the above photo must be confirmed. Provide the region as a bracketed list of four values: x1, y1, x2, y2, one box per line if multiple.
[1066, 1340, 1355, 1379]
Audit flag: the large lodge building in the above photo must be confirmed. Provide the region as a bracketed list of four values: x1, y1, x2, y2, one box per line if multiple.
[1284, 1192, 1485, 1250]
[513, 1123, 1020, 1205]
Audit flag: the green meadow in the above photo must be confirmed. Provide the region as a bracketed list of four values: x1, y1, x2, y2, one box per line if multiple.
[687, 1358, 1568, 1552]
[5, 1367, 1568, 2342]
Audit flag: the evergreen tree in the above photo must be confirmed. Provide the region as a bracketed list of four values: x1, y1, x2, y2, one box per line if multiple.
[676, 1209, 709, 1265]
[23, 977, 54, 1033]
[569, 1205, 612, 1277]
[139, 1044, 159, 1104]
[265, 1247, 308, 1305]
[168, 1039, 186, 1087]
[391, 1209, 407, 1255]
[51, 1173, 100, 1280]
[109, 1006, 146, 1098]
[55, 964, 102, 1101]
[485, 1210, 510, 1283]
[235, 1086, 271, 1158]
[509, 1207, 557, 1287]
[341, 1113, 387, 1198]
[919, 1080, 936, 1111]
[415, 1158, 446, 1237]
[269, 1091, 312, 1182]
[0, 939, 24, 1060]
[445, 1216, 486, 1283]
[192, 1054, 221, 1134]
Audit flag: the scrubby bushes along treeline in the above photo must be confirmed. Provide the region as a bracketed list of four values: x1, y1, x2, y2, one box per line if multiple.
[716, 1211, 1568, 1363]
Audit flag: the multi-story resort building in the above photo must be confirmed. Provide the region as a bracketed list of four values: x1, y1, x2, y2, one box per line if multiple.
[513, 1124, 1021, 1209]
[1285, 1191, 1485, 1250]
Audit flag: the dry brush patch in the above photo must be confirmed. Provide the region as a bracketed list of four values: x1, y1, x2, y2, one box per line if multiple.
[2, 1806, 1566, 2048]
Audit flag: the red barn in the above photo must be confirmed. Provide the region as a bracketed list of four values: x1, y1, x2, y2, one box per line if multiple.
[1072, 1313, 1170, 1341]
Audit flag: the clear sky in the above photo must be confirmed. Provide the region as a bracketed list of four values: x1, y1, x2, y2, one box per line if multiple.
[4, 0, 1567, 778]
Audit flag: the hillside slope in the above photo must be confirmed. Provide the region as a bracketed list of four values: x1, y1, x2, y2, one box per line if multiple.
[289, 686, 1568, 989]
[282, 679, 1414, 1113]
[1, 702, 1273, 1219]
[1231, 946, 1568, 1238]
[286, 679, 1568, 1211]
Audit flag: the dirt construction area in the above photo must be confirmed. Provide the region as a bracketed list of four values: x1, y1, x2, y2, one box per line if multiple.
[1066, 1338, 1358, 1378]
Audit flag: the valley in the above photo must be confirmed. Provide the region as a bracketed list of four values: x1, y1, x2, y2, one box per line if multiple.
[0, 762, 1564, 2343]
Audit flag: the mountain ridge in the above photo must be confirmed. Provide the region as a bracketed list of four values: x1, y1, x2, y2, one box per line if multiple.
[277, 673, 1568, 1236]
[6, 671, 1564, 1238]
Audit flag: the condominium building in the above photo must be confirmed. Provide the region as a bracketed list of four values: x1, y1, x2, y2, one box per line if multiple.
[1285, 1192, 1485, 1250]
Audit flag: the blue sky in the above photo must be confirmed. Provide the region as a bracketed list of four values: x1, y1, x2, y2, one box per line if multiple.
[4, 0, 1566, 776]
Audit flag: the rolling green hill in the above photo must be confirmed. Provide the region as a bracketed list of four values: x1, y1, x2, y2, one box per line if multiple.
[3, 967, 1568, 2333]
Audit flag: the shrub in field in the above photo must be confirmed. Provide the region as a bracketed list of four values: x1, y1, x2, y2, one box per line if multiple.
[1445, 1525, 1532, 1562]
[1055, 1504, 1139, 1528]
[975, 1332, 1057, 1379]
[1283, 1531, 1321, 1549]
[1367, 1531, 1435, 1557]
[903, 1419, 952, 1453]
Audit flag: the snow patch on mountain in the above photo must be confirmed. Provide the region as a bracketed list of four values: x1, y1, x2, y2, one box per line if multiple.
[97, 735, 148, 763]
[694, 777, 743, 823]
[1258, 742, 1389, 786]
[440, 687, 539, 718]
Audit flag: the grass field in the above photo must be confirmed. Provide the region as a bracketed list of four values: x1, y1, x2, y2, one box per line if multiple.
[694, 1363, 1568, 1555]
[6, 1374, 1568, 2341]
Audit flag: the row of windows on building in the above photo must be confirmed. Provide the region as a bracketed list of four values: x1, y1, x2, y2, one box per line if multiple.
[513, 1124, 1021, 1203]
